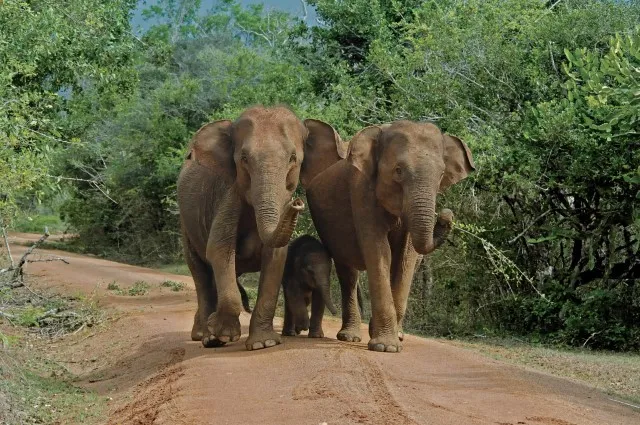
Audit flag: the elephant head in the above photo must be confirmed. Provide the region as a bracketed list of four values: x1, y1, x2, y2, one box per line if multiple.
[306, 120, 474, 255]
[190, 107, 329, 247]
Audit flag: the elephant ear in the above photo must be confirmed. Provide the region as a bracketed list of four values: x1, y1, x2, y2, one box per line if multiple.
[440, 134, 475, 191]
[301, 119, 345, 188]
[189, 120, 235, 178]
[347, 126, 382, 179]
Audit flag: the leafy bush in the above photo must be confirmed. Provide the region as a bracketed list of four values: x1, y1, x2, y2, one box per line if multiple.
[20, 0, 640, 350]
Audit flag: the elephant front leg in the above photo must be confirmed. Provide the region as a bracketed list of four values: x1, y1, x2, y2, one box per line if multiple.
[204, 193, 243, 347]
[246, 246, 287, 350]
[335, 262, 362, 342]
[389, 230, 421, 342]
[363, 245, 400, 352]
[282, 296, 297, 336]
[308, 291, 325, 338]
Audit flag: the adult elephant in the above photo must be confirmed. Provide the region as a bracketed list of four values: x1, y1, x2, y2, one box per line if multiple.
[302, 120, 475, 352]
[178, 106, 327, 350]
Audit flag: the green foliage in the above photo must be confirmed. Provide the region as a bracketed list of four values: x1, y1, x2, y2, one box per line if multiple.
[0, 0, 139, 225]
[12, 213, 65, 234]
[160, 280, 185, 292]
[107, 280, 150, 296]
[9, 0, 640, 350]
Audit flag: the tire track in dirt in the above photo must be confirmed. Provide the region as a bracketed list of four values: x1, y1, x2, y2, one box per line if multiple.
[7, 234, 639, 425]
[293, 348, 417, 425]
[107, 348, 187, 425]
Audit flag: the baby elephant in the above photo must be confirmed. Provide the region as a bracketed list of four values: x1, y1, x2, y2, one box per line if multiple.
[282, 235, 337, 338]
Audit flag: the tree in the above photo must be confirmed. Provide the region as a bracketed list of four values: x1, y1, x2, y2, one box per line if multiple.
[0, 0, 139, 224]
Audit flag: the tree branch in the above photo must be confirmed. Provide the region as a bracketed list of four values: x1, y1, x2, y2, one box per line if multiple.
[12, 229, 50, 281]
[1, 225, 14, 268]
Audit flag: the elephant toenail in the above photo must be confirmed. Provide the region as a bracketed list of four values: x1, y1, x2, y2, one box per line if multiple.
[373, 344, 385, 352]
[386, 345, 398, 353]
[252, 342, 264, 350]
[218, 335, 230, 343]
[265, 339, 277, 347]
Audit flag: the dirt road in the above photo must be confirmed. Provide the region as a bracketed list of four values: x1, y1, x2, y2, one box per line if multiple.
[8, 233, 639, 425]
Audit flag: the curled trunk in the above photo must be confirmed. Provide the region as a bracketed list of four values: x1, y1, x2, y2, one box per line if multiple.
[432, 209, 454, 250]
[255, 197, 305, 248]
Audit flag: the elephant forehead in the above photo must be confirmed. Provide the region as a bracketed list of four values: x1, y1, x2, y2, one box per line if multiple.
[234, 110, 305, 146]
[384, 122, 444, 147]
[304, 250, 331, 265]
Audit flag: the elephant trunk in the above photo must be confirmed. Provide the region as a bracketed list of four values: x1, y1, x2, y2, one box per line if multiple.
[318, 273, 337, 315]
[433, 209, 454, 250]
[255, 193, 305, 248]
[406, 178, 438, 255]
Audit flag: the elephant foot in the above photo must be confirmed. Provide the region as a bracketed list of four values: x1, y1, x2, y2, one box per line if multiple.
[368, 334, 402, 353]
[204, 311, 241, 347]
[191, 328, 203, 341]
[295, 324, 309, 334]
[282, 328, 297, 337]
[245, 328, 282, 351]
[191, 311, 206, 341]
[337, 327, 362, 343]
[308, 328, 324, 338]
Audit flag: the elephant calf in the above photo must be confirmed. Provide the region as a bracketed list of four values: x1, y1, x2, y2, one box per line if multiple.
[282, 235, 337, 338]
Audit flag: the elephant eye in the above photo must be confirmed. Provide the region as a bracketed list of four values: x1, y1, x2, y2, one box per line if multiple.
[240, 154, 248, 163]
[394, 166, 402, 177]
[289, 153, 297, 163]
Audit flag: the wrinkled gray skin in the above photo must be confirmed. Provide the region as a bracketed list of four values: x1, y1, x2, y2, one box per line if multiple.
[301, 120, 474, 353]
[282, 235, 337, 338]
[177, 106, 333, 350]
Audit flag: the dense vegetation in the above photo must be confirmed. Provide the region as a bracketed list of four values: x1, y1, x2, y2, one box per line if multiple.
[2, 0, 638, 350]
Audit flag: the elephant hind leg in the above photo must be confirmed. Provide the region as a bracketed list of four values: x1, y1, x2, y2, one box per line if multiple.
[183, 237, 217, 341]
[335, 262, 362, 343]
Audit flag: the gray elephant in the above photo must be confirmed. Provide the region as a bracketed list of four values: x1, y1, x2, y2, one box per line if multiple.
[281, 235, 337, 338]
[301, 120, 474, 352]
[177, 106, 333, 350]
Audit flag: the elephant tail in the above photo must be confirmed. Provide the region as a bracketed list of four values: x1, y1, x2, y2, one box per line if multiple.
[237, 280, 252, 313]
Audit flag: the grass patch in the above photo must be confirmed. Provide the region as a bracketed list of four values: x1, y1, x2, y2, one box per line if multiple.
[0, 278, 107, 423]
[153, 262, 191, 276]
[0, 286, 104, 338]
[0, 354, 105, 425]
[107, 280, 150, 296]
[449, 337, 640, 404]
[160, 280, 185, 292]
[12, 214, 67, 234]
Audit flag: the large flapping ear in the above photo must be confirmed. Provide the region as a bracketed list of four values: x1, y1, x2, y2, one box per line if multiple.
[301, 119, 346, 188]
[440, 134, 475, 191]
[347, 126, 382, 179]
[189, 120, 235, 177]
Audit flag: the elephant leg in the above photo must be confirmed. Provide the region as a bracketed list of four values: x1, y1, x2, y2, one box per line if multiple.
[308, 290, 325, 338]
[246, 245, 287, 350]
[352, 187, 398, 352]
[389, 230, 421, 342]
[183, 236, 216, 341]
[282, 294, 296, 336]
[360, 241, 399, 352]
[335, 262, 362, 343]
[204, 192, 243, 348]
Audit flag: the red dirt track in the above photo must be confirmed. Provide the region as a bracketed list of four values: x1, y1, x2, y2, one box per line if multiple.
[7, 233, 639, 425]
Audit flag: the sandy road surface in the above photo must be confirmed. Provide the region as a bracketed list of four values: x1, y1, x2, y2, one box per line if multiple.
[7, 233, 639, 425]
